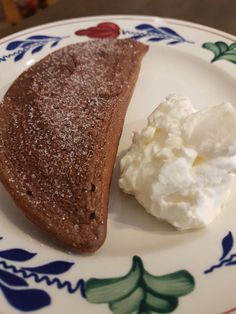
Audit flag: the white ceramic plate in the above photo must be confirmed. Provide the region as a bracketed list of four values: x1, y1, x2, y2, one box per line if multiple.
[0, 15, 236, 314]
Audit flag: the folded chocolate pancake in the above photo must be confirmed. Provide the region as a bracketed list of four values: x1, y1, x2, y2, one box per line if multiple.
[0, 39, 148, 252]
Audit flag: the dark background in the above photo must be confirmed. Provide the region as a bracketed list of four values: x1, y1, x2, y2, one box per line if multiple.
[0, 0, 236, 38]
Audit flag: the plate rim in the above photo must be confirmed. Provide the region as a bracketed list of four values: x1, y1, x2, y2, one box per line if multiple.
[0, 14, 235, 46]
[0, 13, 236, 314]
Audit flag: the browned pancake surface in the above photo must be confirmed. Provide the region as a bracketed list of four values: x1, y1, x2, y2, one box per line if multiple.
[0, 39, 148, 252]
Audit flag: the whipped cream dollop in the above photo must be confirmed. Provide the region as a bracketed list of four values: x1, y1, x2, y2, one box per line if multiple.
[119, 95, 236, 230]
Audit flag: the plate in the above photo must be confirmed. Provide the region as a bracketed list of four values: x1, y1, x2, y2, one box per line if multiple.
[0, 15, 236, 314]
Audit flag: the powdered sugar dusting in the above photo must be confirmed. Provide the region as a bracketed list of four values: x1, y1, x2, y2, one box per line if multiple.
[0, 39, 147, 249]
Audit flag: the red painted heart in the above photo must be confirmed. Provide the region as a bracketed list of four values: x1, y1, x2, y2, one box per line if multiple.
[75, 22, 120, 39]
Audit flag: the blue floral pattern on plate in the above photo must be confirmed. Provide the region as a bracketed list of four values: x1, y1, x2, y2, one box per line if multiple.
[0, 35, 66, 63]
[204, 231, 236, 274]
[0, 237, 84, 312]
[0, 22, 192, 64]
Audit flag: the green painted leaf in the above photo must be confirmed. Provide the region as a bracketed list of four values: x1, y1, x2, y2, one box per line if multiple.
[145, 292, 178, 312]
[143, 270, 195, 297]
[217, 52, 236, 64]
[229, 43, 236, 50]
[109, 287, 144, 314]
[202, 41, 236, 64]
[85, 256, 195, 313]
[85, 256, 142, 303]
[215, 41, 228, 53]
[202, 42, 221, 57]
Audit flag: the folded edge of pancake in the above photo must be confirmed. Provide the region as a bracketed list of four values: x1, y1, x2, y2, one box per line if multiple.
[0, 39, 148, 252]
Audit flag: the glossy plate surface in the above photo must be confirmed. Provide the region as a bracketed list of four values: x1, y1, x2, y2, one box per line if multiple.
[0, 15, 236, 314]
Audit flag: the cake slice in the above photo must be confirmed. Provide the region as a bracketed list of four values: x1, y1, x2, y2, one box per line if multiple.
[0, 39, 148, 252]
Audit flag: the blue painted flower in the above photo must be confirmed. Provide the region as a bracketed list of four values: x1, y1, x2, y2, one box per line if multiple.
[204, 231, 236, 274]
[0, 239, 84, 312]
[2, 35, 67, 62]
